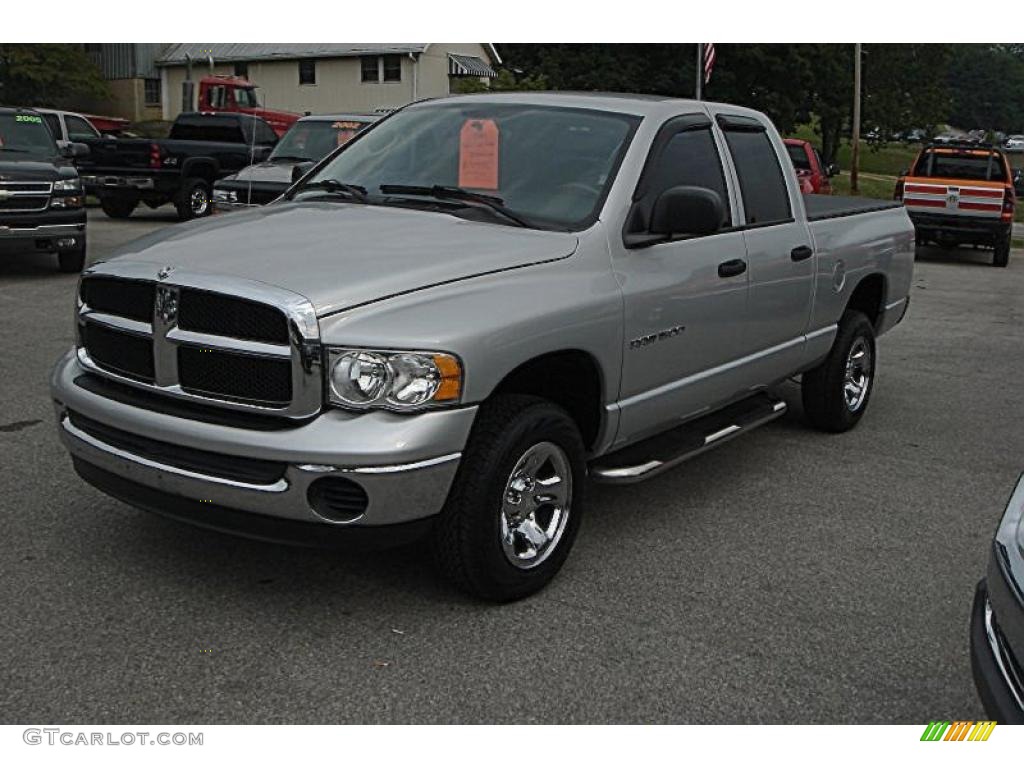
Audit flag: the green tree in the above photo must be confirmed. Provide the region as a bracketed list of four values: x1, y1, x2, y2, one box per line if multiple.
[947, 44, 1024, 132]
[0, 44, 109, 107]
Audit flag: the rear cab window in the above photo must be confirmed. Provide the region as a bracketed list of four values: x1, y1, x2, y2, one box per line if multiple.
[170, 116, 246, 143]
[720, 116, 792, 226]
[912, 149, 1008, 182]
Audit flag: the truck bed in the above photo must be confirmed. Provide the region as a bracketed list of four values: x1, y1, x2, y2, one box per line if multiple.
[804, 194, 901, 222]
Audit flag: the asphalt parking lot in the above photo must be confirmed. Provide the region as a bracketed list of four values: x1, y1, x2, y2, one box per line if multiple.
[1, 206, 1021, 724]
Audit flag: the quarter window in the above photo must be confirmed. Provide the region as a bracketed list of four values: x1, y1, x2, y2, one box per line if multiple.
[723, 127, 792, 225]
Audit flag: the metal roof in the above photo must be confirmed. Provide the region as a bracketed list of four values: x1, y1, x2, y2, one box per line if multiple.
[157, 43, 500, 67]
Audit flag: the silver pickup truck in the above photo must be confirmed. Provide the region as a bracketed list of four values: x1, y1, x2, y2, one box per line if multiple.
[51, 93, 914, 601]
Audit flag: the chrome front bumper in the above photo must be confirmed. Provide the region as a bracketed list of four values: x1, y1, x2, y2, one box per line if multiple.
[51, 349, 476, 529]
[0, 222, 85, 240]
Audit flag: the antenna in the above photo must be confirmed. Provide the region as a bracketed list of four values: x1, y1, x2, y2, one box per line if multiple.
[246, 85, 260, 207]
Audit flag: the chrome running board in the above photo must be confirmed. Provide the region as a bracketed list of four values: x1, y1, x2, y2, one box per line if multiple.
[590, 393, 787, 484]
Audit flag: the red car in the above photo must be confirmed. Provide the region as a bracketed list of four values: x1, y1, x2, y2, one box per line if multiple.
[784, 138, 836, 195]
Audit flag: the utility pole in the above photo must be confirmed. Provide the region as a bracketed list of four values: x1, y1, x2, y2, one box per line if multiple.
[695, 43, 703, 100]
[851, 43, 862, 195]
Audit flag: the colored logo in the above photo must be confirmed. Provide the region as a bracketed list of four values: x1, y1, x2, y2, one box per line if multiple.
[920, 721, 996, 742]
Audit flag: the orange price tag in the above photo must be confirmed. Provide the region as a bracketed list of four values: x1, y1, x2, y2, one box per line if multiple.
[458, 119, 499, 190]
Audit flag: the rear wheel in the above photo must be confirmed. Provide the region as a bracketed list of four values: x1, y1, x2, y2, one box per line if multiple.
[431, 394, 586, 602]
[994, 229, 1011, 268]
[174, 177, 212, 221]
[99, 195, 137, 219]
[802, 310, 876, 433]
[57, 236, 86, 273]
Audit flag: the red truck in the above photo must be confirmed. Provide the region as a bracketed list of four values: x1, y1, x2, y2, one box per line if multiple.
[784, 138, 836, 195]
[195, 75, 301, 137]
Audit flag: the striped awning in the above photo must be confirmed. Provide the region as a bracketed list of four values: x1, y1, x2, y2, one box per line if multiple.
[448, 54, 496, 78]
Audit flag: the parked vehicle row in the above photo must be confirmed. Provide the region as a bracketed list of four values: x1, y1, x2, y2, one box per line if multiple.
[51, 93, 914, 602]
[0, 107, 88, 272]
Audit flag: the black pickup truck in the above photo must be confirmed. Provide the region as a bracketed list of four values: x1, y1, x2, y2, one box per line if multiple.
[78, 112, 278, 221]
[0, 107, 89, 272]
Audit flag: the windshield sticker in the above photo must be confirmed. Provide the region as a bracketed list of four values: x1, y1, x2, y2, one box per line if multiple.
[16, 115, 43, 123]
[458, 119, 499, 190]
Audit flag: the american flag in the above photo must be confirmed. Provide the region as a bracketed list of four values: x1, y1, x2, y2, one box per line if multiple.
[703, 43, 716, 84]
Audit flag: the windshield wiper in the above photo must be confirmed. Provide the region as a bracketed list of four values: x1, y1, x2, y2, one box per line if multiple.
[289, 179, 367, 202]
[0, 147, 31, 153]
[271, 154, 312, 162]
[379, 184, 531, 228]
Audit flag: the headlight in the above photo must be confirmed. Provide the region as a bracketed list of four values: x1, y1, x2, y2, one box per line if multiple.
[53, 179, 82, 193]
[326, 348, 462, 411]
[994, 475, 1024, 557]
[214, 189, 237, 203]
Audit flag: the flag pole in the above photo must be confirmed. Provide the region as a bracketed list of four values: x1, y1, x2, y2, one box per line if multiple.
[851, 43, 862, 194]
[695, 43, 703, 100]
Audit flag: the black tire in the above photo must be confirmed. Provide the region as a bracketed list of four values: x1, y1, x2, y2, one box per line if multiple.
[57, 236, 86, 273]
[994, 230, 1011, 268]
[802, 310, 876, 433]
[99, 196, 137, 219]
[431, 394, 586, 602]
[174, 177, 212, 221]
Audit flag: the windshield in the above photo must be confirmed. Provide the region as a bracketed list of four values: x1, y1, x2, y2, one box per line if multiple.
[234, 87, 260, 108]
[302, 102, 640, 230]
[272, 120, 371, 162]
[0, 113, 57, 158]
[914, 150, 1007, 181]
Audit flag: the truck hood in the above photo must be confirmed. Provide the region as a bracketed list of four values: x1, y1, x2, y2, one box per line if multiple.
[109, 201, 579, 317]
[0, 158, 67, 181]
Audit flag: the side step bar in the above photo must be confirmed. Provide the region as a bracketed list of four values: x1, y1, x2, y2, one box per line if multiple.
[590, 393, 787, 484]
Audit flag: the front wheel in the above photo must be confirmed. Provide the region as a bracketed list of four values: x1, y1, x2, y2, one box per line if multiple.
[99, 195, 137, 219]
[57, 236, 86, 273]
[802, 310, 876, 433]
[431, 395, 586, 602]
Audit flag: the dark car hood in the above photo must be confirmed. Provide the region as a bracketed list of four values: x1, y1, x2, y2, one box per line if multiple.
[0, 158, 67, 181]
[219, 160, 295, 186]
[107, 202, 578, 317]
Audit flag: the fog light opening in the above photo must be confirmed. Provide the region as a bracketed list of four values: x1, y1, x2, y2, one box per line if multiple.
[307, 476, 369, 524]
[56, 237, 77, 249]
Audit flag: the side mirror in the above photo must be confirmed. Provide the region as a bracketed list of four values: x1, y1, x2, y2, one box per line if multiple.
[252, 145, 273, 162]
[1014, 170, 1024, 195]
[59, 142, 89, 159]
[899, 168, 910, 178]
[826, 163, 839, 177]
[649, 186, 725, 238]
[291, 161, 315, 184]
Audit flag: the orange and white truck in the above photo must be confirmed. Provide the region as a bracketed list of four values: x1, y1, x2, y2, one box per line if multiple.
[895, 143, 1016, 267]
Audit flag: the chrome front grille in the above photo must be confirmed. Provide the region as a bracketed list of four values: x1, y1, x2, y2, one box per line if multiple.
[76, 264, 322, 419]
[0, 181, 52, 212]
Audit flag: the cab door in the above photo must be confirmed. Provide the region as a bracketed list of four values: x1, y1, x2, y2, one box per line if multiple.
[715, 113, 815, 386]
[612, 114, 751, 447]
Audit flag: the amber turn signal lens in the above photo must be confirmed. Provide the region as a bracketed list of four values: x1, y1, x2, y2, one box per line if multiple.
[433, 353, 463, 402]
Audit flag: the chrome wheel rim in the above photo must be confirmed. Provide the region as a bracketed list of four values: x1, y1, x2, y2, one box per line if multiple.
[191, 188, 209, 216]
[500, 441, 572, 570]
[843, 337, 872, 412]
